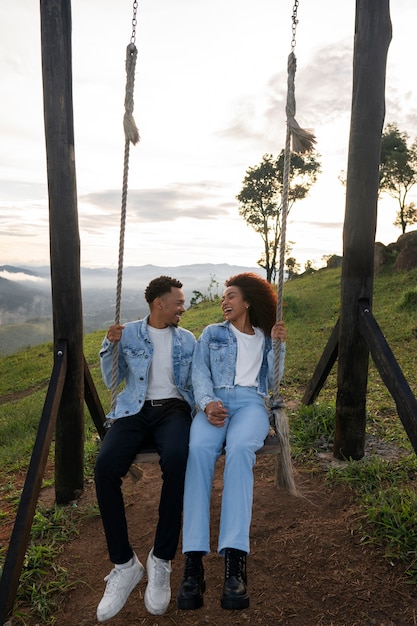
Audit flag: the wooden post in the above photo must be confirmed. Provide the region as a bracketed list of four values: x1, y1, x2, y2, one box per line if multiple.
[334, 0, 392, 460]
[40, 0, 84, 502]
[0, 343, 67, 624]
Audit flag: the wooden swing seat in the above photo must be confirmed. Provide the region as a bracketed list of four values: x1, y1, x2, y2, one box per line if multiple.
[131, 431, 281, 464]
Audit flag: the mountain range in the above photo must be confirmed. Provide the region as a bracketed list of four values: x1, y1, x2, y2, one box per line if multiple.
[0, 263, 263, 355]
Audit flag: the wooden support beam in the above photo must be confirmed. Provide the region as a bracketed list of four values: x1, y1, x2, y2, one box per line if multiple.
[0, 342, 67, 625]
[40, 0, 85, 503]
[358, 302, 417, 452]
[84, 357, 107, 440]
[334, 0, 392, 460]
[302, 319, 339, 405]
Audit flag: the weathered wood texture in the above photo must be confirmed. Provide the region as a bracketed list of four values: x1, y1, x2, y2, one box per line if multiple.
[0, 343, 67, 625]
[334, 0, 392, 460]
[358, 303, 417, 452]
[84, 358, 107, 440]
[302, 319, 339, 406]
[40, 0, 85, 501]
[131, 433, 282, 465]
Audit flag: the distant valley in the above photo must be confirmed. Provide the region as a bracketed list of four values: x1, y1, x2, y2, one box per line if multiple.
[0, 263, 263, 355]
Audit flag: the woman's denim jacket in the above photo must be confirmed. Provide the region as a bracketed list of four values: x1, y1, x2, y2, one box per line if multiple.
[192, 320, 286, 412]
[100, 315, 196, 419]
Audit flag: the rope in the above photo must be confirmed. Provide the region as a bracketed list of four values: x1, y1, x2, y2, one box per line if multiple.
[286, 52, 316, 154]
[271, 12, 316, 493]
[272, 124, 291, 401]
[109, 42, 140, 416]
[273, 51, 316, 404]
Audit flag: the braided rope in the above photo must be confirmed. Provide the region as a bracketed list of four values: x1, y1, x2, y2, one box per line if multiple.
[273, 51, 316, 403]
[110, 43, 140, 414]
[272, 124, 291, 403]
[271, 46, 316, 494]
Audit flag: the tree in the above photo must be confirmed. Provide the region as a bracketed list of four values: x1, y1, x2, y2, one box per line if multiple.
[236, 152, 321, 282]
[303, 259, 317, 275]
[285, 256, 300, 279]
[379, 123, 417, 234]
[189, 290, 205, 307]
[393, 202, 417, 232]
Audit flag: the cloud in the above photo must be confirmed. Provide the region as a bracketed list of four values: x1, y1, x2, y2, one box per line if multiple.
[79, 182, 231, 224]
[1, 0, 416, 271]
[0, 270, 47, 284]
[0, 180, 47, 201]
[216, 39, 354, 156]
[298, 221, 344, 230]
[263, 41, 354, 132]
[0, 202, 49, 236]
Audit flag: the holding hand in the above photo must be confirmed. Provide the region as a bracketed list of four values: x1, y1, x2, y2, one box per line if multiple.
[106, 323, 125, 343]
[205, 401, 228, 427]
[271, 320, 287, 342]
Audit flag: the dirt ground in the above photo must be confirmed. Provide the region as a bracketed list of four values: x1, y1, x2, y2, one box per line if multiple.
[13, 450, 416, 626]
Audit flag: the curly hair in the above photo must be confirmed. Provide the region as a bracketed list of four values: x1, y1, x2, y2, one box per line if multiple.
[225, 272, 277, 336]
[144, 275, 183, 304]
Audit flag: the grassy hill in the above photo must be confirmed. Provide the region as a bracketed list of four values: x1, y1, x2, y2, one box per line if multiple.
[2, 266, 417, 623]
[281, 266, 417, 444]
[1, 265, 417, 446]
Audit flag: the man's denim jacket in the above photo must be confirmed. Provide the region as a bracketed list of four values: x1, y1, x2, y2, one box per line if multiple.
[100, 315, 196, 419]
[191, 320, 286, 412]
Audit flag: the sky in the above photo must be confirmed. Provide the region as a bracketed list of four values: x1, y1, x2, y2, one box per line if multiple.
[1, 0, 417, 275]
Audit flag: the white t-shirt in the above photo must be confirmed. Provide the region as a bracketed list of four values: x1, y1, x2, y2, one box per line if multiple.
[230, 324, 264, 387]
[146, 326, 183, 400]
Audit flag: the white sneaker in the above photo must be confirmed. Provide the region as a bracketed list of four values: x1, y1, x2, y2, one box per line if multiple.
[96, 553, 145, 622]
[144, 548, 172, 615]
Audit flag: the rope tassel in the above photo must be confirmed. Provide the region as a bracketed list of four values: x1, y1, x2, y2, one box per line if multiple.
[272, 338, 297, 496]
[286, 52, 316, 154]
[123, 43, 140, 145]
[272, 405, 297, 494]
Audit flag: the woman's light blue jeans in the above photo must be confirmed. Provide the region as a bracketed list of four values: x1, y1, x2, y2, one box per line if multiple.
[182, 385, 270, 556]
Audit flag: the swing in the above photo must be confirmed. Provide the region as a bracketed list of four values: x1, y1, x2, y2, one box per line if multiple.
[108, 1, 313, 488]
[269, 0, 315, 494]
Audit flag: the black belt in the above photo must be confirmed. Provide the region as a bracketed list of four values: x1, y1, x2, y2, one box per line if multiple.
[144, 398, 174, 407]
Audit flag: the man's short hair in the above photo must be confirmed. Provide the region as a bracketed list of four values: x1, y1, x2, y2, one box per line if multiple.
[144, 276, 183, 304]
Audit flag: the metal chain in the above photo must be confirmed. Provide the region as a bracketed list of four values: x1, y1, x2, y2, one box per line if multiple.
[291, 0, 299, 49]
[130, 0, 138, 45]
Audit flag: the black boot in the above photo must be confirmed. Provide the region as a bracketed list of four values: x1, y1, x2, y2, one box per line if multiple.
[176, 551, 206, 610]
[221, 548, 249, 610]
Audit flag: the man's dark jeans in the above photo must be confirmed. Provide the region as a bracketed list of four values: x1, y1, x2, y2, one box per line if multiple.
[95, 399, 191, 564]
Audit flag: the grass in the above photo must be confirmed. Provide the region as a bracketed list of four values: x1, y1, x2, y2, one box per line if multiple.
[327, 454, 417, 579]
[1, 265, 417, 622]
[288, 402, 336, 460]
[13, 506, 82, 625]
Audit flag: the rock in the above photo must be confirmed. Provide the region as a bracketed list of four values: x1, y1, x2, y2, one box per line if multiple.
[396, 230, 417, 250]
[374, 242, 389, 274]
[393, 230, 417, 271]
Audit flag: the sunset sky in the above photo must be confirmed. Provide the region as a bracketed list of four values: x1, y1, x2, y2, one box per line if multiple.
[1, 0, 417, 275]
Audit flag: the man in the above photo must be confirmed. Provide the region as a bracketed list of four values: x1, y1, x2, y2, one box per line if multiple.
[95, 276, 196, 621]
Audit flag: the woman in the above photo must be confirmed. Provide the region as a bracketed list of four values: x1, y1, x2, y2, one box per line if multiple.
[176, 272, 287, 611]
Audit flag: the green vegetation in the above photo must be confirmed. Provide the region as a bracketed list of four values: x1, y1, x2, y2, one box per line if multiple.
[0, 320, 53, 358]
[236, 151, 321, 281]
[379, 123, 417, 234]
[1, 266, 417, 622]
[15, 506, 80, 623]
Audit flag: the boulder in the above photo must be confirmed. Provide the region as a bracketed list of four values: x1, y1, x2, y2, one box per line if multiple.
[393, 229, 417, 271]
[374, 242, 388, 274]
[396, 230, 417, 251]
